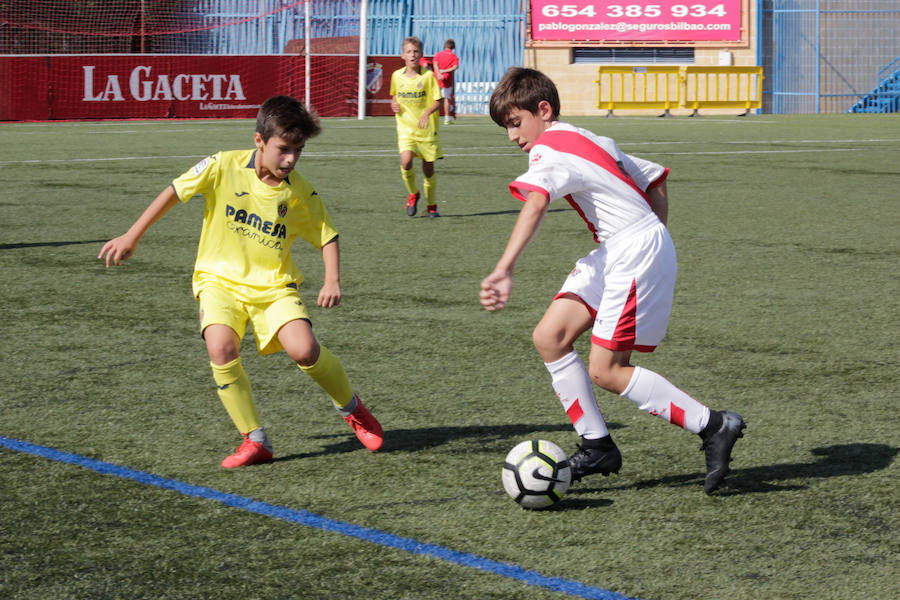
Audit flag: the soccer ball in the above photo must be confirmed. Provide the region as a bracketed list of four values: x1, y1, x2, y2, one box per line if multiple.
[502, 439, 571, 509]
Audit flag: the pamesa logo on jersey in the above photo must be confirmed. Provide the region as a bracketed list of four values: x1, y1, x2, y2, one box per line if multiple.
[225, 203, 288, 241]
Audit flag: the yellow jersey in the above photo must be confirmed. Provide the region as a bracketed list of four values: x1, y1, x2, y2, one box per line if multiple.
[390, 67, 441, 142]
[172, 149, 338, 303]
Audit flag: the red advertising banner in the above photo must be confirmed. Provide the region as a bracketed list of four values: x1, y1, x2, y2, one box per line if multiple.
[530, 1, 743, 42]
[1, 55, 306, 120]
[0, 54, 407, 121]
[56, 55, 296, 119]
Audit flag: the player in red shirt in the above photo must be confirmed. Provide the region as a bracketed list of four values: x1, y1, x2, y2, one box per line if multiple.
[432, 39, 459, 125]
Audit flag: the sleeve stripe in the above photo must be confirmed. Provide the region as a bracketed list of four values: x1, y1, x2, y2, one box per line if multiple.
[509, 181, 551, 203]
[648, 168, 670, 189]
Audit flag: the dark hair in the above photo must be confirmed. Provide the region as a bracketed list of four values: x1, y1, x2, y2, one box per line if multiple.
[489, 67, 560, 126]
[255, 96, 321, 144]
[445, 39, 455, 50]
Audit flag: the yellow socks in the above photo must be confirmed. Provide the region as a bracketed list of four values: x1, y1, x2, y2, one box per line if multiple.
[423, 174, 436, 205]
[212, 346, 356, 437]
[401, 167, 417, 195]
[210, 357, 261, 434]
[298, 345, 355, 414]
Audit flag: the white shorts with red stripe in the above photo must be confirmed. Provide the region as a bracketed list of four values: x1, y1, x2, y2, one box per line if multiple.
[556, 213, 676, 352]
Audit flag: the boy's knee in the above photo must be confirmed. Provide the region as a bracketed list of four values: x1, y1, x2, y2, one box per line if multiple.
[205, 339, 239, 365]
[208, 348, 238, 366]
[588, 367, 616, 392]
[289, 340, 320, 367]
[588, 362, 629, 394]
[532, 324, 565, 361]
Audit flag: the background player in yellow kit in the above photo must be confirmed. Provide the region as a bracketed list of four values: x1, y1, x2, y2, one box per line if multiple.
[99, 95, 384, 468]
[390, 36, 443, 218]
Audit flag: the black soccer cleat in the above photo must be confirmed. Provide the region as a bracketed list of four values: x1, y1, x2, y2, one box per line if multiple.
[568, 440, 622, 482]
[700, 410, 746, 494]
[405, 192, 420, 216]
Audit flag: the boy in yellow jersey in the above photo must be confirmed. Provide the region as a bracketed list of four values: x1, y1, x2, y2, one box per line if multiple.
[99, 95, 384, 468]
[390, 36, 443, 218]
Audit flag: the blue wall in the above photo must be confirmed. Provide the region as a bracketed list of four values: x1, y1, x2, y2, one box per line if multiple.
[178, 0, 525, 114]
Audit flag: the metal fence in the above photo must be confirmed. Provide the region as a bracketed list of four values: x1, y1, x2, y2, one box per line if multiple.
[176, 1, 362, 55]
[365, 0, 526, 114]
[6, 1, 899, 115]
[174, 1, 524, 115]
[761, 0, 900, 113]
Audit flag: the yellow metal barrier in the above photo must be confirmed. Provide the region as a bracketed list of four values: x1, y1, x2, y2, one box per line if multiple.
[596, 66, 682, 116]
[596, 65, 764, 116]
[682, 66, 763, 115]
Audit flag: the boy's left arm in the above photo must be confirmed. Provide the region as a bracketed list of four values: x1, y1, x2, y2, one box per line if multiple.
[318, 238, 341, 308]
[418, 99, 442, 129]
[647, 180, 668, 226]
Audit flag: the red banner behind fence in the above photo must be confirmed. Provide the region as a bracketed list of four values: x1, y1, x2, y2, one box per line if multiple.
[0, 55, 403, 121]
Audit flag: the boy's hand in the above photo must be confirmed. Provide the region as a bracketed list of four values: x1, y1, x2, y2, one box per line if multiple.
[98, 235, 137, 267]
[317, 281, 342, 308]
[391, 99, 401, 114]
[480, 271, 512, 312]
[417, 114, 429, 129]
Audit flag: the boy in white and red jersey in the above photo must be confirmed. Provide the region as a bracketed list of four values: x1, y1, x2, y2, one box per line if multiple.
[480, 68, 745, 494]
[99, 96, 383, 468]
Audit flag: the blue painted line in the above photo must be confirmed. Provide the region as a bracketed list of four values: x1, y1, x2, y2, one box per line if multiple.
[1, 435, 637, 600]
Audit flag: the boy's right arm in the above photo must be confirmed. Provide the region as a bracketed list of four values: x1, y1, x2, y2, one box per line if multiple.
[98, 185, 179, 267]
[480, 191, 549, 311]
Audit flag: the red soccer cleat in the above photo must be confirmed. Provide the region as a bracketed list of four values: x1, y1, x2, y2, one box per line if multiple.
[344, 396, 384, 452]
[406, 192, 420, 217]
[426, 204, 440, 218]
[221, 435, 273, 468]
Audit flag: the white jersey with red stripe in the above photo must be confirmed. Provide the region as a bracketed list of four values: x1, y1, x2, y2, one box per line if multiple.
[509, 121, 668, 243]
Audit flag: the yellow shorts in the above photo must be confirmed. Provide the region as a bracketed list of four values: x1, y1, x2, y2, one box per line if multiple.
[397, 136, 443, 162]
[198, 285, 310, 355]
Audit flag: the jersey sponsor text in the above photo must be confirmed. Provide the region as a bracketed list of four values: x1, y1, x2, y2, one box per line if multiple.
[225, 204, 287, 239]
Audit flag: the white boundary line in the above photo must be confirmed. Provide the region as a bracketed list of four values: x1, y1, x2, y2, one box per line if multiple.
[0, 144, 886, 166]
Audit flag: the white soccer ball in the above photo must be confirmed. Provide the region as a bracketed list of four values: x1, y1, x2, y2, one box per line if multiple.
[502, 439, 571, 509]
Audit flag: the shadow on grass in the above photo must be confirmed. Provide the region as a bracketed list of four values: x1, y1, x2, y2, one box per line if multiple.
[274, 422, 624, 462]
[438, 207, 569, 219]
[585, 443, 897, 496]
[0, 239, 107, 250]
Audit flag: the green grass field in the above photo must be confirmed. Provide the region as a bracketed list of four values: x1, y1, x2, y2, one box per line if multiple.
[0, 113, 897, 600]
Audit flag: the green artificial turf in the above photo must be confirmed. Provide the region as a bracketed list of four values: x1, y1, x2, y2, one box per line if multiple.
[0, 114, 897, 599]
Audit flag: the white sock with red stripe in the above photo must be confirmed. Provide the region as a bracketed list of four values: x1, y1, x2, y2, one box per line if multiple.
[621, 366, 710, 434]
[545, 351, 610, 439]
